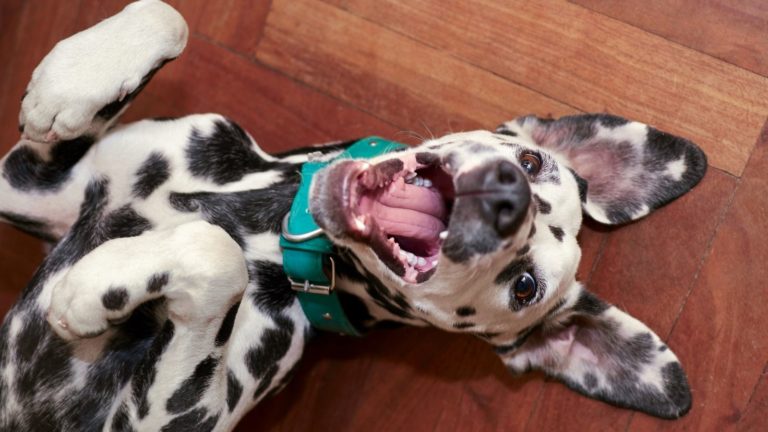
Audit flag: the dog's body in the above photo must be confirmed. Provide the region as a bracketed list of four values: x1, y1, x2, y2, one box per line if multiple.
[0, 1, 707, 431]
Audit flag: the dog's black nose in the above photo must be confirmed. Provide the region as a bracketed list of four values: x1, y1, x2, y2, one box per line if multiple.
[473, 160, 531, 238]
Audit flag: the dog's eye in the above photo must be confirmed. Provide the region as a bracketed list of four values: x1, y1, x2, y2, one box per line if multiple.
[520, 152, 542, 175]
[513, 272, 537, 302]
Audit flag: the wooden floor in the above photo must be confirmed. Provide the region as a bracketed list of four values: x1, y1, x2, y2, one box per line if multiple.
[1, 0, 767, 430]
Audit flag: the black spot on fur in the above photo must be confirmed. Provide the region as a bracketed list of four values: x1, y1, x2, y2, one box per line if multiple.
[249, 261, 296, 315]
[0, 211, 56, 242]
[661, 362, 692, 416]
[573, 290, 609, 315]
[160, 408, 219, 432]
[133, 320, 175, 419]
[453, 322, 475, 329]
[103, 205, 152, 239]
[246, 315, 294, 383]
[111, 403, 134, 432]
[549, 225, 565, 241]
[186, 119, 292, 184]
[2, 136, 94, 191]
[546, 298, 567, 317]
[584, 373, 598, 390]
[534, 195, 551, 214]
[147, 272, 170, 293]
[102, 287, 129, 310]
[166, 355, 220, 414]
[226, 369, 243, 412]
[96, 60, 171, 121]
[528, 223, 536, 238]
[416, 268, 436, 283]
[497, 129, 518, 137]
[359, 270, 415, 319]
[415, 152, 440, 166]
[568, 168, 588, 203]
[133, 152, 170, 199]
[659, 345, 668, 352]
[455, 306, 476, 316]
[253, 367, 279, 401]
[169, 171, 299, 246]
[215, 302, 240, 347]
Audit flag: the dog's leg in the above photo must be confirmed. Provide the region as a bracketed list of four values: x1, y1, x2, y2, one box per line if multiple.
[44, 221, 251, 429]
[19, 0, 187, 143]
[0, 0, 187, 240]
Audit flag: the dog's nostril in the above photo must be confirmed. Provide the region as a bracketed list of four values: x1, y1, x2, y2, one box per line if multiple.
[496, 201, 518, 237]
[497, 161, 518, 185]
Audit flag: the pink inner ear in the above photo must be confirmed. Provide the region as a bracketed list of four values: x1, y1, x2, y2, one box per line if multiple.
[548, 325, 600, 366]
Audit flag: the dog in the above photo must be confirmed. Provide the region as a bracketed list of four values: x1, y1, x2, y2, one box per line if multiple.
[0, 1, 706, 430]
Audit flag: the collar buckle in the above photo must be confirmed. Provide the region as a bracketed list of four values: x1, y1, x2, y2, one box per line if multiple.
[288, 257, 336, 294]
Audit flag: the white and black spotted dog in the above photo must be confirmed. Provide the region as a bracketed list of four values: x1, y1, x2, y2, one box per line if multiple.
[0, 1, 707, 430]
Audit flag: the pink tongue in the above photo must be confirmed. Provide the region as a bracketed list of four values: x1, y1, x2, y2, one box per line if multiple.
[360, 178, 446, 241]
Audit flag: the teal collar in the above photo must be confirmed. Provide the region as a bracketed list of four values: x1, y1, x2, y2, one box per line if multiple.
[279, 137, 407, 336]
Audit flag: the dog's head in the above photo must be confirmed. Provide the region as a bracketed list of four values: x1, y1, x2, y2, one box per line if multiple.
[309, 114, 706, 418]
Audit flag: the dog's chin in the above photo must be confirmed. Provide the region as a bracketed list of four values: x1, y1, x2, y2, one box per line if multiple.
[319, 154, 455, 284]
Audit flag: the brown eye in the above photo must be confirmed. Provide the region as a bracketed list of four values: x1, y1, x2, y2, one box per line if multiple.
[513, 272, 537, 302]
[520, 152, 542, 175]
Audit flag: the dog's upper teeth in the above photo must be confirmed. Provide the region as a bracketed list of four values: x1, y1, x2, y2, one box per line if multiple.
[439, 230, 448, 240]
[405, 171, 417, 181]
[354, 215, 367, 231]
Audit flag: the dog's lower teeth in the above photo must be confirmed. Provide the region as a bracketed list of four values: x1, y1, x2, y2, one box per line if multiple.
[439, 230, 448, 240]
[417, 257, 426, 266]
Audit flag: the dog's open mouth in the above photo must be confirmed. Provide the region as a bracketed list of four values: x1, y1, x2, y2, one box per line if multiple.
[338, 154, 455, 283]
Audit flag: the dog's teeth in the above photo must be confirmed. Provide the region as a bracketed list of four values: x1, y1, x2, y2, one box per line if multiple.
[406, 253, 416, 265]
[399, 251, 407, 258]
[417, 257, 427, 266]
[405, 172, 417, 181]
[422, 179, 432, 188]
[439, 231, 448, 240]
[354, 215, 367, 231]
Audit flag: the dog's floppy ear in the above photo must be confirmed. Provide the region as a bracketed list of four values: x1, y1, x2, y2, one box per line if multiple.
[496, 114, 707, 224]
[495, 287, 691, 419]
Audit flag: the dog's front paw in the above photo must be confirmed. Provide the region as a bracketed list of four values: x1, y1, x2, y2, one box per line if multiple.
[20, 0, 188, 142]
[46, 273, 146, 341]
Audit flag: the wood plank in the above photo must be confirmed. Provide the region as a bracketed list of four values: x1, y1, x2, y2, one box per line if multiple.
[324, 0, 768, 176]
[255, 0, 577, 138]
[241, 328, 546, 431]
[738, 364, 768, 430]
[572, 0, 768, 77]
[526, 168, 737, 431]
[629, 122, 768, 430]
[194, 0, 272, 55]
[129, 36, 402, 152]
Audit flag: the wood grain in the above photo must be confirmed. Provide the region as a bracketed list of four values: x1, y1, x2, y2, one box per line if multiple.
[326, 0, 768, 176]
[572, 0, 768, 77]
[256, 0, 577, 137]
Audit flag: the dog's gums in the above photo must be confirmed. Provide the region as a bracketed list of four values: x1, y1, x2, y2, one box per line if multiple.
[338, 155, 455, 283]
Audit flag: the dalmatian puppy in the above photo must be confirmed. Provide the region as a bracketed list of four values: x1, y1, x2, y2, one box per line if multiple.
[0, 1, 706, 430]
